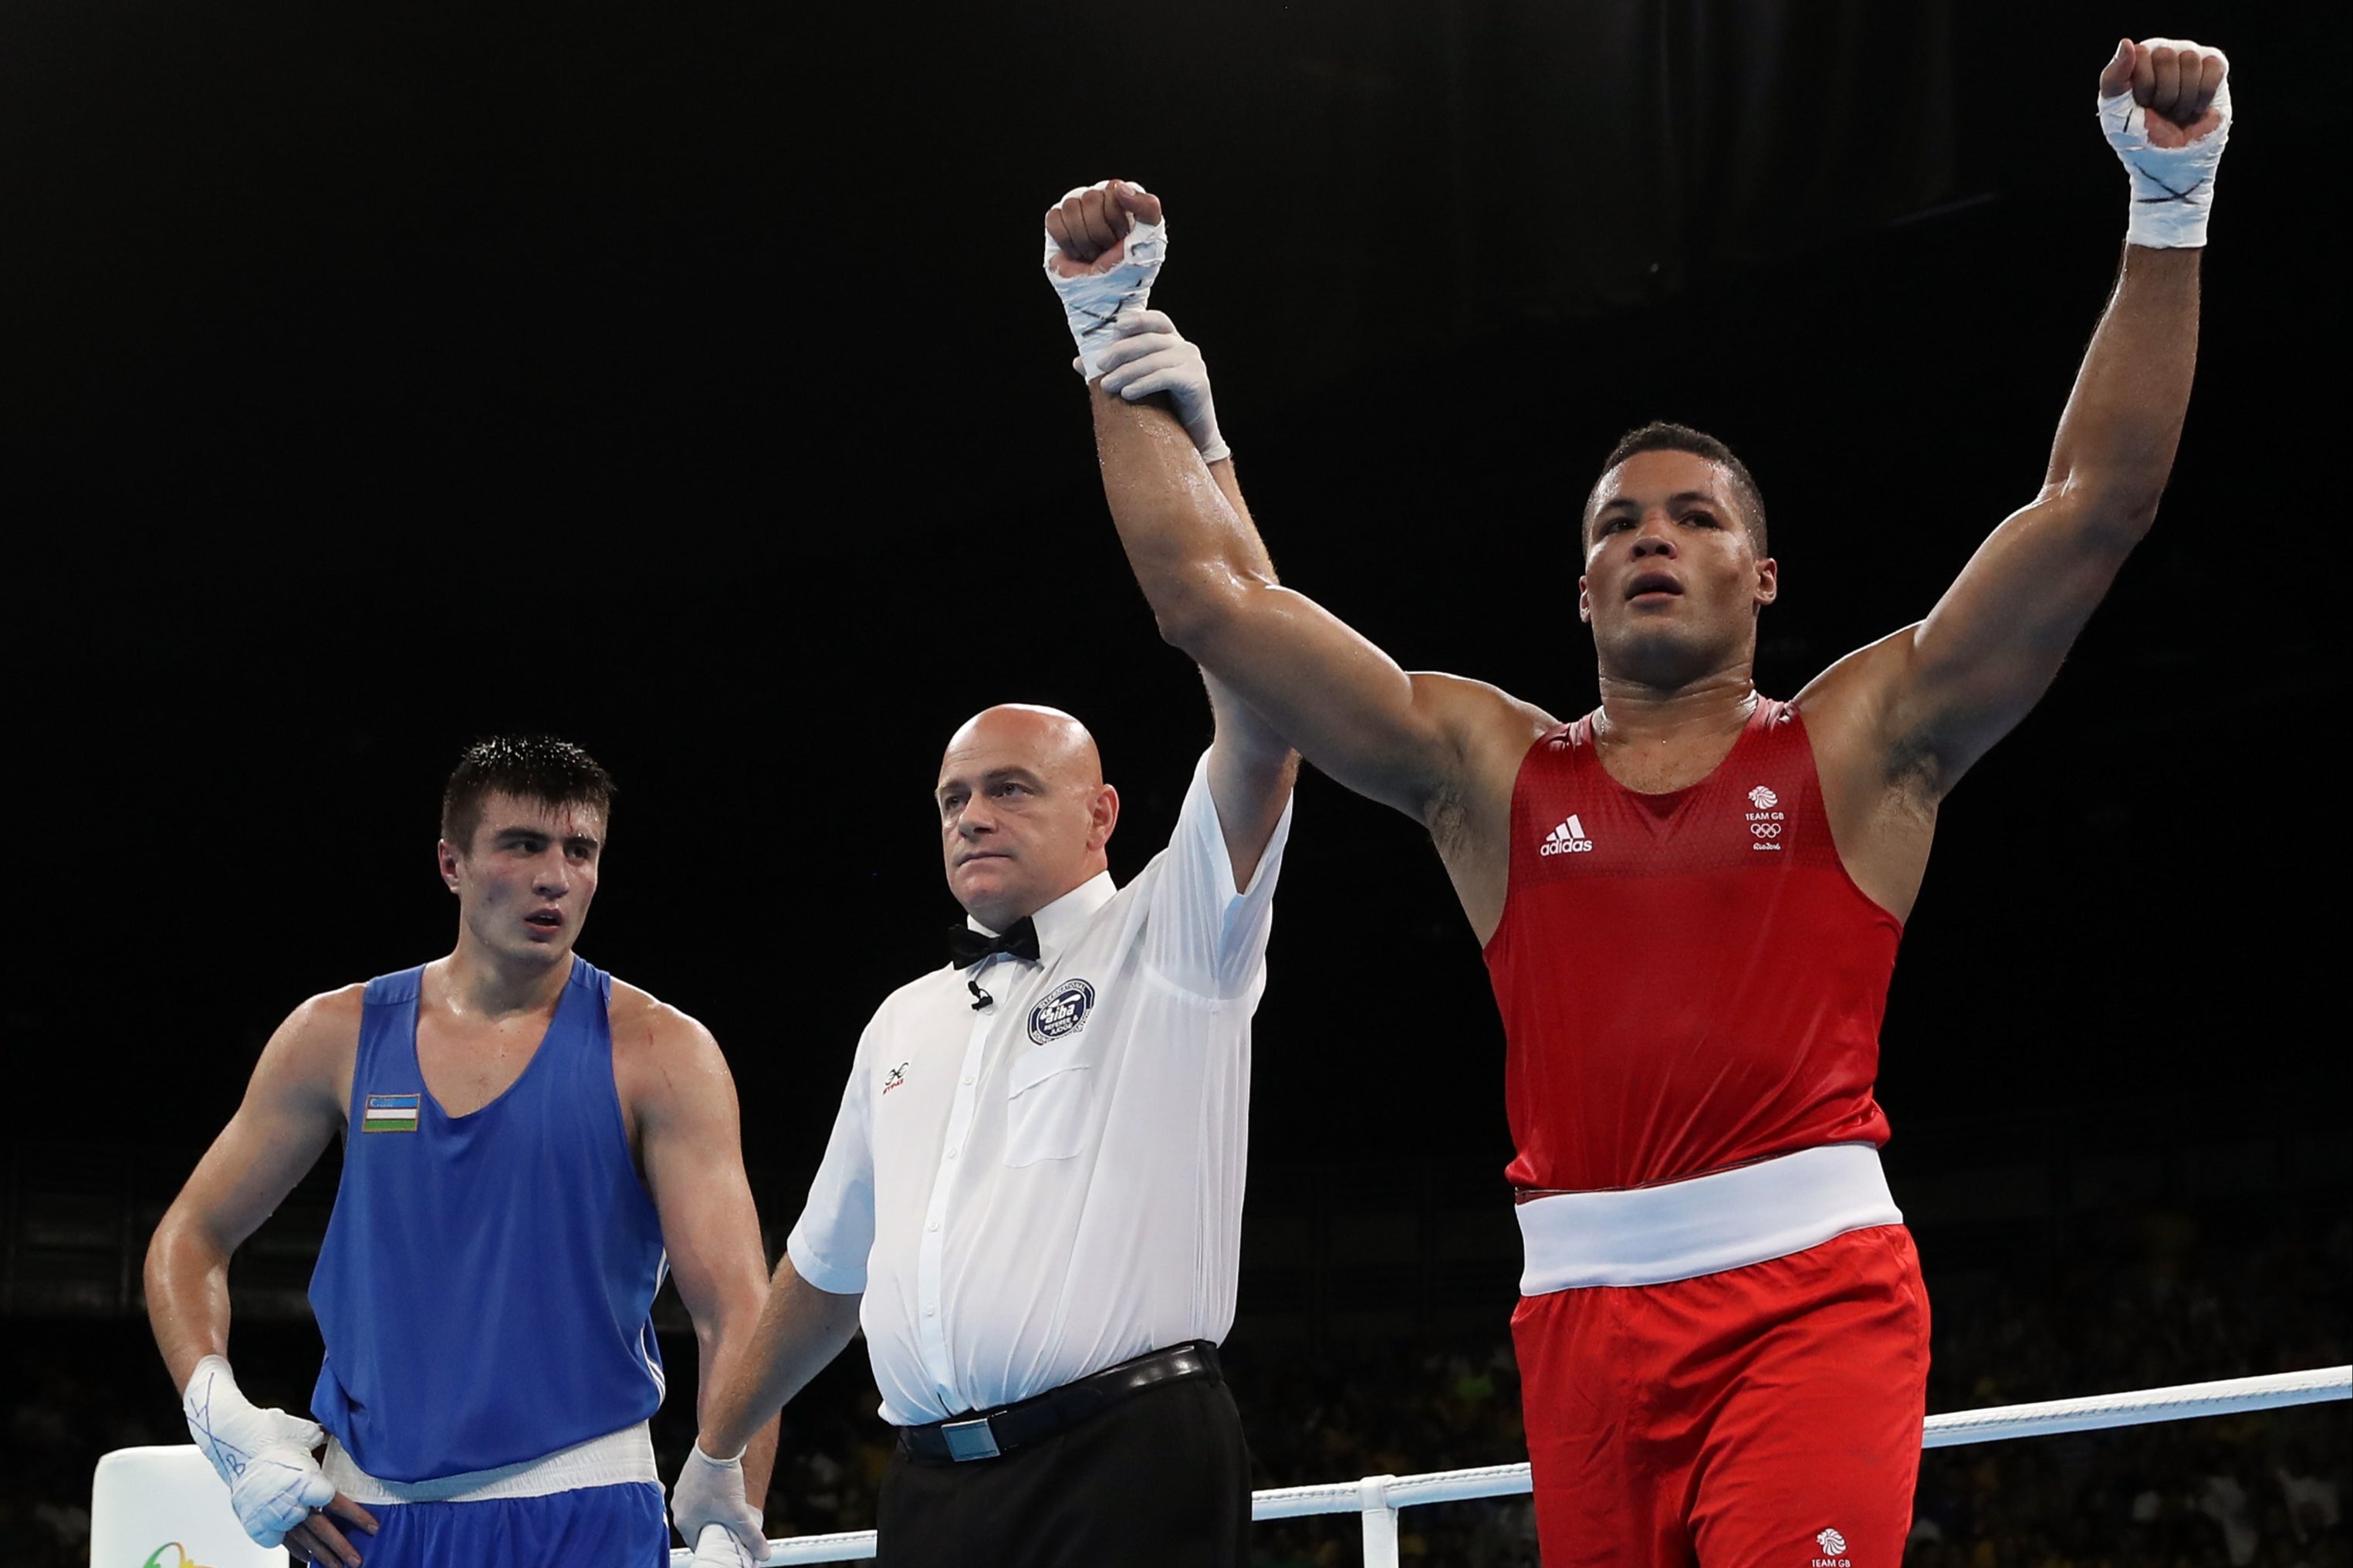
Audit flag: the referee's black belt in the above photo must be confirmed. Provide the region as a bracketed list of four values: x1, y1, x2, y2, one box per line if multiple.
[898, 1340, 1222, 1463]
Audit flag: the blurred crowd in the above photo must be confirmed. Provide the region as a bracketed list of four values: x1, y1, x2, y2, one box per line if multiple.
[4, 1204, 2342, 1566]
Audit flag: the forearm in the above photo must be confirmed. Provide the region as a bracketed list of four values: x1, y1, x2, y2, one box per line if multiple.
[697, 1323, 783, 1503]
[1092, 383, 1270, 646]
[145, 1216, 234, 1391]
[2044, 245, 2200, 529]
[701, 1259, 860, 1459]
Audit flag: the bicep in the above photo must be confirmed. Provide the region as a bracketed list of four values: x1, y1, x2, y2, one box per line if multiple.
[1894, 490, 2141, 787]
[1186, 581, 1474, 819]
[637, 1034, 767, 1335]
[163, 1003, 350, 1255]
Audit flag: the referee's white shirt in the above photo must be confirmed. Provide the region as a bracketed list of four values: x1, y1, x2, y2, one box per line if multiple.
[787, 750, 1293, 1427]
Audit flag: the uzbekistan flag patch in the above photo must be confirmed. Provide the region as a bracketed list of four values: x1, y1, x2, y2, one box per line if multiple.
[362, 1093, 421, 1134]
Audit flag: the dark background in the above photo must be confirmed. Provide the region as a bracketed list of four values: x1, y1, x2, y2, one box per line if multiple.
[0, 0, 2343, 1556]
[2, 0, 2336, 1183]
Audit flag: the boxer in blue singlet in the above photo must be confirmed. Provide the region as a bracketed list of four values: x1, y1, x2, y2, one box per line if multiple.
[147, 736, 779, 1565]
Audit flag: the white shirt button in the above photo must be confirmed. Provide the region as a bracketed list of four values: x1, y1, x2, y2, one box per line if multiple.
[946, 1147, 958, 1159]
[928, 1220, 941, 1232]
[923, 1305, 936, 1317]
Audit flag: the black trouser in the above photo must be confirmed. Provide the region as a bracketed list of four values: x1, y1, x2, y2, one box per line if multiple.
[875, 1375, 1253, 1568]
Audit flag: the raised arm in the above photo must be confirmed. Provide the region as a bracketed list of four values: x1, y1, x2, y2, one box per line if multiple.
[1046, 182, 1545, 832]
[615, 992, 781, 1533]
[1869, 39, 2229, 791]
[1192, 461, 1300, 889]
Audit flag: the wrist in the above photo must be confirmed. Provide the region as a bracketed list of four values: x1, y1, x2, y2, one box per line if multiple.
[184, 1353, 237, 1402]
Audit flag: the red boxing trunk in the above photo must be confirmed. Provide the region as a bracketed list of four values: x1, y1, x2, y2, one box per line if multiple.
[1512, 1225, 1929, 1567]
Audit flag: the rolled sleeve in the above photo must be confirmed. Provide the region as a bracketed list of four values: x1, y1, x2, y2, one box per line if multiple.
[1138, 749, 1295, 998]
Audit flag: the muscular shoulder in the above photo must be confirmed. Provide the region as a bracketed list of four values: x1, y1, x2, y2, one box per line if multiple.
[272, 983, 368, 1071]
[606, 978, 742, 1141]
[606, 978, 723, 1066]
[1408, 672, 1556, 831]
[247, 983, 368, 1120]
[1790, 624, 1934, 788]
[286, 982, 368, 1042]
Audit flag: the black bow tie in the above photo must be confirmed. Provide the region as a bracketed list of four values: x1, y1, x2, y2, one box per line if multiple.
[947, 917, 1040, 968]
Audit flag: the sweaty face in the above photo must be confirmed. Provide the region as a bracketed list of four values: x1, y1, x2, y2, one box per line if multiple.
[935, 707, 1117, 932]
[441, 792, 603, 967]
[1579, 449, 1777, 687]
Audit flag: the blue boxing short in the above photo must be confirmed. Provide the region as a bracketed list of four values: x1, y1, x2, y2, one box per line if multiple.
[295, 1481, 668, 1567]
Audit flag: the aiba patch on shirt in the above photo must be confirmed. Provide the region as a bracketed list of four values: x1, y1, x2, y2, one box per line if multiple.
[1027, 979, 1097, 1046]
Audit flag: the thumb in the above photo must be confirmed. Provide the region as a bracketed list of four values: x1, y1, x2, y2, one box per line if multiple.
[2098, 38, 2135, 97]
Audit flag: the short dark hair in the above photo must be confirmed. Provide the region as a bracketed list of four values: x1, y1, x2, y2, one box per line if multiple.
[440, 735, 617, 854]
[1585, 421, 1769, 558]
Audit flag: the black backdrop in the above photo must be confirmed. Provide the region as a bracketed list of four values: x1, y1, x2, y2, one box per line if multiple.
[1, 0, 2335, 1190]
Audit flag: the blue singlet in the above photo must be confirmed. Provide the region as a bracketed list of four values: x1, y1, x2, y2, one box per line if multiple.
[308, 956, 668, 1482]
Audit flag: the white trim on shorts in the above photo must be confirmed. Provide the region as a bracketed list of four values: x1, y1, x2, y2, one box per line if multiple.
[321, 1421, 658, 1504]
[1516, 1143, 1903, 1293]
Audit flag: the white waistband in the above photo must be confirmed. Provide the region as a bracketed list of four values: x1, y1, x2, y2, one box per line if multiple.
[1516, 1144, 1902, 1293]
[322, 1421, 658, 1505]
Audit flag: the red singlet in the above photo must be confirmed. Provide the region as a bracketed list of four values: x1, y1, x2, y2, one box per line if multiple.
[1490, 700, 1929, 1566]
[1485, 698, 1900, 1193]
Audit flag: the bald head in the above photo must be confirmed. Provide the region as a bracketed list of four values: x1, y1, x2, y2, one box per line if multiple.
[935, 705, 1120, 931]
[940, 705, 1103, 792]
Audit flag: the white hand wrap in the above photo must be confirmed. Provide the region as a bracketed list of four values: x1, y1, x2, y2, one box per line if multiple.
[1097, 311, 1231, 463]
[181, 1355, 336, 1548]
[1043, 181, 1168, 381]
[670, 1443, 767, 1564]
[2099, 39, 2231, 249]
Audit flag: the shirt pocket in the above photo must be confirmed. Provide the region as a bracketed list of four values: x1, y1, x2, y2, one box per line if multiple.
[1003, 1042, 1094, 1168]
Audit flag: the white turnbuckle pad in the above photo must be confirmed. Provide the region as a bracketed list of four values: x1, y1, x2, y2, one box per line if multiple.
[91, 1445, 289, 1567]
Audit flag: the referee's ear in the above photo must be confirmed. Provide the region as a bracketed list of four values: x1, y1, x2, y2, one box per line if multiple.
[1086, 783, 1121, 854]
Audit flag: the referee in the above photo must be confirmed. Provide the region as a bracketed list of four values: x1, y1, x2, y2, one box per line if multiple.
[671, 688, 1296, 1567]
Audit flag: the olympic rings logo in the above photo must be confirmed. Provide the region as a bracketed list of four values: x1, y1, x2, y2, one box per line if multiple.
[1750, 823, 1781, 838]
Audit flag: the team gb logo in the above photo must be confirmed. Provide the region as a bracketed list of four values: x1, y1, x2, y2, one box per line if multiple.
[1812, 1526, 1851, 1566]
[1749, 785, 1780, 809]
[1028, 979, 1097, 1046]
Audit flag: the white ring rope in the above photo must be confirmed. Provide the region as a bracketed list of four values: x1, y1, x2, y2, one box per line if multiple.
[684, 1365, 2351, 1566]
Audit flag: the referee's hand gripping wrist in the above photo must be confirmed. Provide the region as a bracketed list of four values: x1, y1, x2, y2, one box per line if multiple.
[1097, 310, 1232, 463]
[670, 1442, 767, 1563]
[179, 1354, 338, 1549]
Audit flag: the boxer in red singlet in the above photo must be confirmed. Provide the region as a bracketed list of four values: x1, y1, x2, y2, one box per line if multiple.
[1037, 35, 2232, 1566]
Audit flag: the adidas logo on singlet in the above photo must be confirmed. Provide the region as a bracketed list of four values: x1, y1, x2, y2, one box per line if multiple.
[1538, 814, 1594, 855]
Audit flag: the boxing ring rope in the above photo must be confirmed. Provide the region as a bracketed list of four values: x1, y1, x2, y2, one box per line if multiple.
[678, 1365, 2351, 1567]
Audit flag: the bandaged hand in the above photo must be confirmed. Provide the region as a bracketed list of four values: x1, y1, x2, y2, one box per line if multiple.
[1043, 179, 1168, 381]
[181, 1356, 336, 1548]
[671, 1444, 768, 1564]
[2097, 37, 2230, 248]
[1097, 311, 1231, 464]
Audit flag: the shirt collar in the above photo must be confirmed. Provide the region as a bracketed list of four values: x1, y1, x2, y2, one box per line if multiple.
[965, 870, 1116, 965]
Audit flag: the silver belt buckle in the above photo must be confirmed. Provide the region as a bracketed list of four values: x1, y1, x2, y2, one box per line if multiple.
[940, 1417, 1002, 1462]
